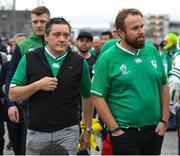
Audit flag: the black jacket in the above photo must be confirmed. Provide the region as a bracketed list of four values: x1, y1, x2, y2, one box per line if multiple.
[26, 48, 84, 132]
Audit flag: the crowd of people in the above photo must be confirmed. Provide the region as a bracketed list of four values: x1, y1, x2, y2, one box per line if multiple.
[0, 6, 180, 155]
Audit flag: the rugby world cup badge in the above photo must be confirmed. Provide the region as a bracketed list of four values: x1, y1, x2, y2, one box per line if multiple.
[151, 60, 157, 68]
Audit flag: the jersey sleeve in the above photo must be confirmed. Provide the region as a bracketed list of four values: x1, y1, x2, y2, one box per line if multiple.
[168, 75, 180, 114]
[80, 59, 91, 97]
[154, 47, 167, 85]
[91, 54, 110, 98]
[10, 55, 27, 87]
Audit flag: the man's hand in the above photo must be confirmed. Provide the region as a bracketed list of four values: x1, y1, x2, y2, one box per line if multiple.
[37, 76, 58, 91]
[79, 131, 91, 151]
[8, 106, 19, 123]
[155, 122, 167, 136]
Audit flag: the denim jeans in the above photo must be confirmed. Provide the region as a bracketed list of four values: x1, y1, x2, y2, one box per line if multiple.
[26, 125, 79, 155]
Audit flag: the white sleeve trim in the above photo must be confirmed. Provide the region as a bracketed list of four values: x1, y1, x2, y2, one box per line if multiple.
[90, 90, 103, 96]
[10, 84, 17, 88]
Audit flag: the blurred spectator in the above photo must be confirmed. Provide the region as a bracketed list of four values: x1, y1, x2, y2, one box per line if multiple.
[0, 51, 8, 154]
[11, 33, 28, 53]
[100, 31, 112, 45]
[159, 40, 166, 54]
[168, 54, 180, 155]
[91, 36, 102, 58]
[112, 26, 119, 39]
[76, 31, 96, 78]
[0, 38, 7, 53]
[161, 32, 180, 131]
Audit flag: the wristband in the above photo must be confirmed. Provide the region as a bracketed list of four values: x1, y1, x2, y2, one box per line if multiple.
[160, 119, 168, 126]
[84, 127, 93, 133]
[109, 126, 120, 133]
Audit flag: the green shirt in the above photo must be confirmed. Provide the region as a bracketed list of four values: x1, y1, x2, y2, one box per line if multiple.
[11, 47, 91, 96]
[18, 32, 45, 56]
[91, 42, 167, 128]
[161, 47, 180, 76]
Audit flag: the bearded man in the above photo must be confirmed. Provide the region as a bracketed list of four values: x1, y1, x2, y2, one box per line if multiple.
[91, 8, 169, 155]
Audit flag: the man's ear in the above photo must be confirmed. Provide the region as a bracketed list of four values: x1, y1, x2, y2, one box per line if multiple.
[117, 28, 124, 39]
[44, 34, 48, 42]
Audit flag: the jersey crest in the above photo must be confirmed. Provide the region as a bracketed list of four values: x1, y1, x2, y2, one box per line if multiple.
[151, 60, 157, 68]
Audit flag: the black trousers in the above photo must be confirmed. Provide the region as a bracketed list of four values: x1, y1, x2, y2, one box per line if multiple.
[0, 122, 4, 155]
[110, 126, 164, 155]
[0, 105, 9, 155]
[6, 105, 27, 155]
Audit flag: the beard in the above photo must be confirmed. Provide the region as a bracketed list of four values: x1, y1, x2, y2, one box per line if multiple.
[78, 47, 90, 53]
[125, 35, 145, 49]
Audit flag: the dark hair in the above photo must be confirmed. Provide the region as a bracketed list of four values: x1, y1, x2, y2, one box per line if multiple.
[77, 31, 93, 41]
[31, 6, 50, 17]
[45, 17, 71, 35]
[101, 31, 112, 38]
[115, 8, 143, 31]
[40, 143, 69, 155]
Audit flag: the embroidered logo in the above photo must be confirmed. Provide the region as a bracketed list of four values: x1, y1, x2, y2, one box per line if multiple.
[135, 58, 142, 63]
[120, 64, 129, 75]
[151, 60, 157, 68]
[28, 48, 34, 52]
[52, 63, 60, 68]
[120, 64, 126, 71]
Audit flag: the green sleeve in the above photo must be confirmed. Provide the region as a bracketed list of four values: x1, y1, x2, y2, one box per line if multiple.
[154, 48, 167, 85]
[10, 55, 27, 86]
[91, 54, 110, 98]
[80, 59, 91, 97]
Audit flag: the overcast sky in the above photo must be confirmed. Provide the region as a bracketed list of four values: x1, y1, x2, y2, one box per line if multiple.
[3, 0, 180, 28]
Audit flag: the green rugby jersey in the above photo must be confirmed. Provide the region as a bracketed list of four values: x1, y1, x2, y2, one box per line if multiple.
[91, 42, 167, 128]
[18, 32, 44, 56]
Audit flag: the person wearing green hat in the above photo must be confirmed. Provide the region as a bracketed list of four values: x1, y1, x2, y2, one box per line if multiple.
[162, 32, 180, 75]
[161, 32, 180, 131]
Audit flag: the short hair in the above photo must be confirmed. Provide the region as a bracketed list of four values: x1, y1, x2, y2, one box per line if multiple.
[45, 17, 71, 35]
[115, 8, 143, 31]
[11, 33, 28, 43]
[101, 31, 112, 38]
[40, 143, 69, 155]
[31, 6, 50, 17]
[13, 33, 28, 38]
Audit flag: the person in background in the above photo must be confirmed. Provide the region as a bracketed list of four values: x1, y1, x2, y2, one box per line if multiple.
[5, 33, 28, 152]
[76, 32, 97, 78]
[11, 33, 28, 53]
[91, 36, 102, 59]
[76, 32, 99, 154]
[0, 51, 8, 154]
[6, 6, 51, 155]
[0, 38, 7, 53]
[100, 31, 113, 45]
[91, 8, 169, 155]
[112, 26, 119, 39]
[168, 54, 180, 155]
[161, 32, 180, 131]
[9, 17, 93, 155]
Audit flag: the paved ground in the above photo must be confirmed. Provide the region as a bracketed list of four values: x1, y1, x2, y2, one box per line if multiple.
[161, 131, 178, 155]
[3, 124, 178, 155]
